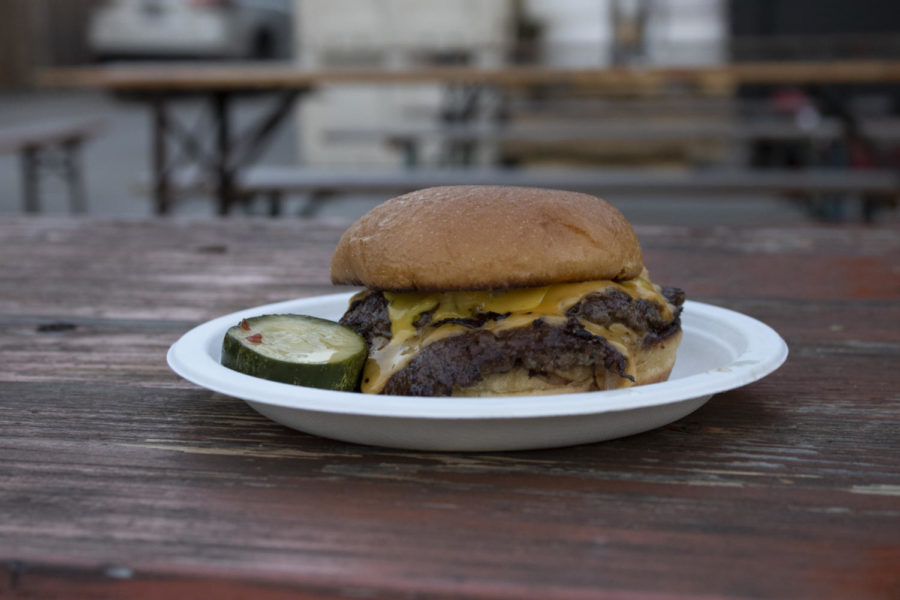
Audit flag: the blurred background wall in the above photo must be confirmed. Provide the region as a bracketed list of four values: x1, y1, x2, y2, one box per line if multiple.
[524, 0, 726, 67]
[1, 0, 898, 220]
[294, 0, 514, 166]
[3, 0, 899, 88]
[293, 0, 728, 166]
[0, 0, 101, 89]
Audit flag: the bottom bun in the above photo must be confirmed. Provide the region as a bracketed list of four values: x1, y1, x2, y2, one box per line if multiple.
[631, 329, 682, 387]
[451, 330, 682, 397]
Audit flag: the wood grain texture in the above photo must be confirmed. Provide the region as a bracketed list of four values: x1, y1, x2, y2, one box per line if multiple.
[1, 216, 898, 599]
[37, 60, 900, 92]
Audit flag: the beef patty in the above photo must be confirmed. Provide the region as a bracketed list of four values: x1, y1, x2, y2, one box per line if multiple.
[567, 286, 684, 348]
[340, 286, 684, 396]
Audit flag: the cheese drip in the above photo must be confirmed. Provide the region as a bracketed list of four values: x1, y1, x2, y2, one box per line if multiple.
[356, 272, 673, 394]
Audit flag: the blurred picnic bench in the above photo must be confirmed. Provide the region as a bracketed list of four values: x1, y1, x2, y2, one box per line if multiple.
[37, 60, 900, 217]
[323, 118, 900, 167]
[0, 117, 104, 213]
[313, 112, 899, 222]
[148, 165, 898, 220]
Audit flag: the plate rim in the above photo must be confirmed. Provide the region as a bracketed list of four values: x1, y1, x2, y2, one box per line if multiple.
[167, 293, 788, 420]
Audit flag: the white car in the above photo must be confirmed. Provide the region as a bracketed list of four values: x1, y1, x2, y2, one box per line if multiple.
[88, 0, 293, 60]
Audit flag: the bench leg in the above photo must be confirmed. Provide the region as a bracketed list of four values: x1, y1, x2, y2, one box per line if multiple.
[400, 140, 419, 168]
[20, 148, 40, 214]
[62, 140, 87, 214]
[213, 92, 235, 216]
[267, 191, 283, 217]
[152, 97, 173, 215]
[299, 192, 331, 218]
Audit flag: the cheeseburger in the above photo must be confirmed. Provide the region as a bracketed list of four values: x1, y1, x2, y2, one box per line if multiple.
[331, 186, 684, 396]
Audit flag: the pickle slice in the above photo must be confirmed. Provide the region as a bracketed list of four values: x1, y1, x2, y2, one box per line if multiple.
[222, 314, 366, 391]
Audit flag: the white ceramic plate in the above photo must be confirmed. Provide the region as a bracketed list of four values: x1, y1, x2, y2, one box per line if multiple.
[167, 293, 788, 451]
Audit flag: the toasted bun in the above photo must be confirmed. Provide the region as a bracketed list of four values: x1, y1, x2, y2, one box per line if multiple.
[452, 330, 681, 396]
[331, 186, 643, 291]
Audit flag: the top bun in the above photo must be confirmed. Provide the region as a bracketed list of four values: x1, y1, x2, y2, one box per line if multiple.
[330, 186, 643, 291]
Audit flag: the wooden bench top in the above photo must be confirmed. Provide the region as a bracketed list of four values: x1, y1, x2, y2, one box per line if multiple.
[0, 118, 105, 154]
[235, 166, 900, 196]
[324, 118, 900, 145]
[37, 59, 900, 93]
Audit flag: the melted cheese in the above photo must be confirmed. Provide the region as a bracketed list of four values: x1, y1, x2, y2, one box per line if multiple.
[357, 273, 673, 394]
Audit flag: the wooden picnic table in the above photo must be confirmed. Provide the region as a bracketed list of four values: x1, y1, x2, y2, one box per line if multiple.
[1, 214, 898, 599]
[326, 118, 900, 146]
[37, 60, 900, 91]
[323, 118, 900, 169]
[37, 60, 900, 215]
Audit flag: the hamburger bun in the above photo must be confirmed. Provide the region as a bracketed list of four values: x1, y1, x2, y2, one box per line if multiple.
[331, 186, 684, 397]
[331, 186, 644, 291]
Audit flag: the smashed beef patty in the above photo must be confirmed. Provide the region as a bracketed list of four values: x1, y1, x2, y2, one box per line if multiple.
[382, 317, 631, 396]
[566, 286, 684, 348]
[339, 286, 684, 396]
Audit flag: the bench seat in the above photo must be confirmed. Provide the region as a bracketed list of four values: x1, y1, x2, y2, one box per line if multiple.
[0, 118, 105, 213]
[231, 166, 900, 218]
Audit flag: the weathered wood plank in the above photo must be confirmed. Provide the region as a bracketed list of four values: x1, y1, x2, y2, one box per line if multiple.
[2, 219, 898, 319]
[0, 217, 898, 599]
[2, 378, 898, 598]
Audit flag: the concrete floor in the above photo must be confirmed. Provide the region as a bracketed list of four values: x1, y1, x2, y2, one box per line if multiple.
[0, 90, 892, 225]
